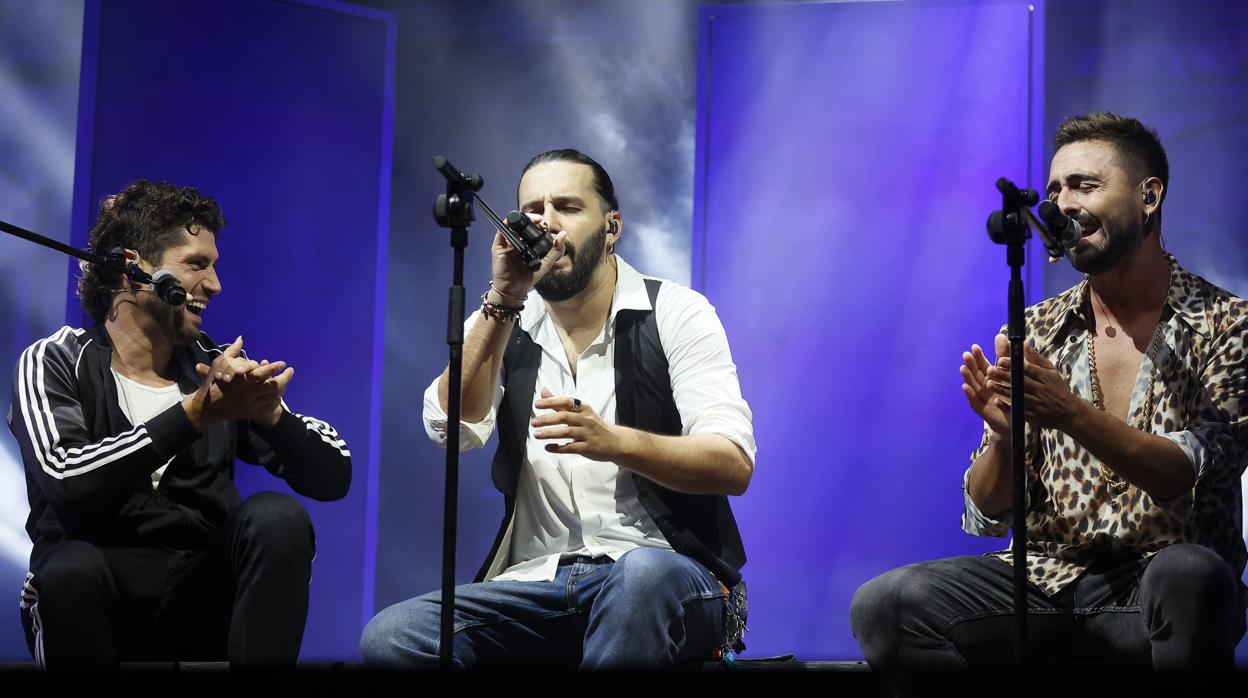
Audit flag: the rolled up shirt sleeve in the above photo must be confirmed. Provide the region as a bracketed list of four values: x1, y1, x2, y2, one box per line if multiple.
[962, 466, 1011, 537]
[1155, 430, 1207, 478]
[961, 424, 1017, 538]
[655, 284, 757, 466]
[422, 310, 505, 452]
[1155, 315, 1248, 481]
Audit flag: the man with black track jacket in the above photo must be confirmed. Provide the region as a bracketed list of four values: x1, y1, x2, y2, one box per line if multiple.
[7, 180, 351, 669]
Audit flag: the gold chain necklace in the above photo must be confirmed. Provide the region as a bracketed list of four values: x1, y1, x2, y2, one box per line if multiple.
[1085, 264, 1169, 493]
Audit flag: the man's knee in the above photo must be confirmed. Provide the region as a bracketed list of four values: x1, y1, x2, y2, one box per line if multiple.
[31, 541, 112, 608]
[1140, 544, 1242, 667]
[358, 610, 403, 667]
[851, 563, 940, 633]
[236, 492, 314, 552]
[850, 566, 912, 643]
[25, 542, 123, 667]
[1141, 544, 1239, 637]
[1143, 544, 1235, 602]
[359, 599, 439, 669]
[851, 562, 964, 668]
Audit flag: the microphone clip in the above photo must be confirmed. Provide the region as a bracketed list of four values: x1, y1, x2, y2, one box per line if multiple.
[985, 177, 1068, 263]
[430, 156, 553, 271]
[985, 178, 1038, 246]
[102, 247, 187, 305]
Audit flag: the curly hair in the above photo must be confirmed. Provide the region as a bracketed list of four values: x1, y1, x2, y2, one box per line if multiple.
[78, 180, 226, 322]
[1054, 112, 1169, 206]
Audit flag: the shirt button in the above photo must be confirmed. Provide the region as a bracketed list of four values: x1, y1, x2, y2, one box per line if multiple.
[1069, 336, 1077, 343]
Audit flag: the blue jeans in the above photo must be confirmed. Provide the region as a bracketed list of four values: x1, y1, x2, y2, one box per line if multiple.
[360, 547, 729, 669]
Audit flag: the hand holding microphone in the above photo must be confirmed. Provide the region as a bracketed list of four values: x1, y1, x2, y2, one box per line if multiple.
[432, 156, 564, 288]
[503, 211, 554, 268]
[490, 218, 565, 301]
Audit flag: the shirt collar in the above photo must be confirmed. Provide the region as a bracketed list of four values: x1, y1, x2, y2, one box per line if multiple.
[1163, 254, 1214, 337]
[518, 256, 652, 337]
[1048, 278, 1091, 344]
[1044, 253, 1212, 345]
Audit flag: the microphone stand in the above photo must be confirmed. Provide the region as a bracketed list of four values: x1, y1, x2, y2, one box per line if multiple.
[427, 156, 566, 669]
[430, 156, 484, 671]
[984, 177, 1042, 667]
[428, 156, 558, 669]
[0, 218, 134, 279]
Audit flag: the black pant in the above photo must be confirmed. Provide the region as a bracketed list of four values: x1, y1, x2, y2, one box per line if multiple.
[849, 544, 1245, 669]
[20, 492, 315, 669]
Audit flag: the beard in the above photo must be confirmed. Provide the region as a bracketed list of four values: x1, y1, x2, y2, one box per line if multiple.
[142, 292, 198, 346]
[534, 223, 608, 302]
[1067, 211, 1141, 276]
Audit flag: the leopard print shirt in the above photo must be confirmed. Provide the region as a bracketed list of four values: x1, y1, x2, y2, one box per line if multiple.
[961, 255, 1248, 596]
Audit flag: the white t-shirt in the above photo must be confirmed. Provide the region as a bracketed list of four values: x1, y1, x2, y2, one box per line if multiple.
[111, 368, 187, 488]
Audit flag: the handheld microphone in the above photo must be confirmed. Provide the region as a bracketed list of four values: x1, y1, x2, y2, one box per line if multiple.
[501, 211, 554, 271]
[1037, 200, 1083, 255]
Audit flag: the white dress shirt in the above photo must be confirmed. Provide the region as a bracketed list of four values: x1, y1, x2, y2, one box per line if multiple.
[424, 257, 756, 582]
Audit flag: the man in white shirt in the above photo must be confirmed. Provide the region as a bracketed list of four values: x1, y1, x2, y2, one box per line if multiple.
[361, 149, 756, 669]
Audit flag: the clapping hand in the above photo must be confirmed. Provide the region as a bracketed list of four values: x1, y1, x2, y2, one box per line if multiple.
[183, 336, 294, 430]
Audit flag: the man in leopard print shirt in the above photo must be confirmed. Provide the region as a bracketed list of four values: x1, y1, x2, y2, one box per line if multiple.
[851, 113, 1246, 668]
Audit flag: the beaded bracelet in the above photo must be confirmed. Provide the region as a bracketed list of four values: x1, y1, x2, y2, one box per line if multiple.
[480, 289, 524, 323]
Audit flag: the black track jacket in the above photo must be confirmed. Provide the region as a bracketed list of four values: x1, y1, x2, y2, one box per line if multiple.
[7, 324, 352, 569]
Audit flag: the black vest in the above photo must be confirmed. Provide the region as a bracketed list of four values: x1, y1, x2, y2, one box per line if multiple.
[479, 279, 747, 586]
